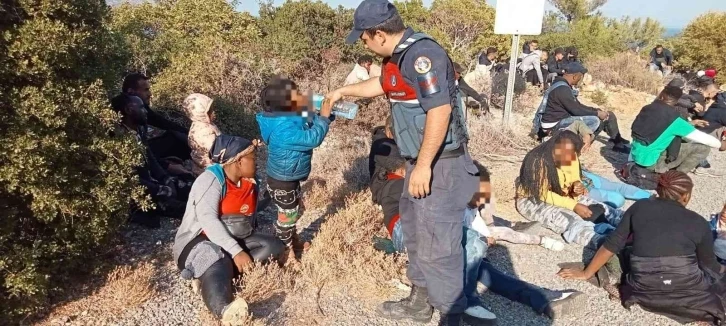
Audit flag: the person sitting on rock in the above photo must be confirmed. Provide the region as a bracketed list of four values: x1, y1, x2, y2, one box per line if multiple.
[648, 45, 673, 76]
[559, 171, 726, 325]
[173, 135, 286, 326]
[629, 82, 722, 175]
[535, 62, 630, 153]
[184, 93, 221, 176]
[516, 130, 626, 250]
[111, 93, 188, 227]
[368, 127, 583, 322]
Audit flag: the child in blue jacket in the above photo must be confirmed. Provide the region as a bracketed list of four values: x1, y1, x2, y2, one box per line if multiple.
[256, 77, 333, 261]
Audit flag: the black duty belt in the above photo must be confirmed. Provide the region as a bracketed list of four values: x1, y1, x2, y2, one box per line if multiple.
[404, 146, 465, 164]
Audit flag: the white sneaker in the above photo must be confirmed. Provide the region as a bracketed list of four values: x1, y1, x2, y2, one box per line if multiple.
[463, 306, 497, 324]
[221, 297, 249, 326]
[540, 237, 565, 251]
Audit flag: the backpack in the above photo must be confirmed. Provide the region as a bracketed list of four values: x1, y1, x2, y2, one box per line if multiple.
[621, 162, 659, 190]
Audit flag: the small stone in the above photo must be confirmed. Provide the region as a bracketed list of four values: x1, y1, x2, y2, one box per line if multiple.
[156, 240, 162, 245]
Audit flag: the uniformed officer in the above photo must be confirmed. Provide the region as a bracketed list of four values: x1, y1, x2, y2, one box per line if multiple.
[324, 1, 488, 325]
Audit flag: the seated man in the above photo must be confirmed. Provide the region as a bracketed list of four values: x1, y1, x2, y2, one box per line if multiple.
[123, 73, 192, 165]
[648, 45, 673, 76]
[630, 83, 723, 174]
[344, 55, 374, 86]
[564, 47, 579, 63]
[463, 47, 498, 93]
[369, 121, 582, 322]
[453, 63, 489, 114]
[546, 48, 567, 84]
[111, 94, 188, 227]
[535, 62, 630, 153]
[518, 50, 547, 88]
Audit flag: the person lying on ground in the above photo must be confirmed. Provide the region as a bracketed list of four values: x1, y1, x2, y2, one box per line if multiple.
[344, 55, 374, 86]
[559, 171, 726, 325]
[111, 93, 189, 227]
[173, 135, 286, 326]
[368, 147, 582, 321]
[453, 62, 489, 114]
[516, 130, 626, 250]
[536, 62, 630, 153]
[648, 45, 673, 76]
[519, 50, 547, 88]
[709, 203, 726, 265]
[256, 76, 333, 263]
[630, 83, 722, 175]
[123, 73, 192, 162]
[184, 93, 221, 176]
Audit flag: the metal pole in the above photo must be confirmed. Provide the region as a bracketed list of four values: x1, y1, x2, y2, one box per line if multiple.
[503, 34, 520, 128]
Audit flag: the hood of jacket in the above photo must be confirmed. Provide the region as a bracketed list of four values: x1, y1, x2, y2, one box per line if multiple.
[184, 93, 214, 124]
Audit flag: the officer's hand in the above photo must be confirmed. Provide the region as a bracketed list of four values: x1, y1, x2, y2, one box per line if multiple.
[408, 165, 432, 198]
[324, 90, 344, 110]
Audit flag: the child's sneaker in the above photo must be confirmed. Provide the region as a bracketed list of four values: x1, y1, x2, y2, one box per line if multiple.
[540, 237, 565, 251]
[221, 297, 249, 326]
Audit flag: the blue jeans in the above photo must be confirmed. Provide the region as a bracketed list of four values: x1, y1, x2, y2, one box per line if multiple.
[556, 116, 600, 134]
[391, 222, 563, 312]
[583, 171, 651, 208]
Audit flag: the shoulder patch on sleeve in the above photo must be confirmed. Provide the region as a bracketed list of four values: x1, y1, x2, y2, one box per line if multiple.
[414, 56, 432, 74]
[416, 71, 441, 98]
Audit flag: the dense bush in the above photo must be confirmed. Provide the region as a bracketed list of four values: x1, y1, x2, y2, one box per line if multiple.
[587, 52, 664, 94]
[538, 15, 664, 60]
[673, 12, 726, 84]
[0, 0, 144, 320]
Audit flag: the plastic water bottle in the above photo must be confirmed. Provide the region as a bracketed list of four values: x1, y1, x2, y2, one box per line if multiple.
[312, 94, 359, 120]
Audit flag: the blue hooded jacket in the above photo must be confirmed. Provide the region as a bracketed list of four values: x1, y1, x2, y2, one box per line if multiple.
[256, 112, 331, 181]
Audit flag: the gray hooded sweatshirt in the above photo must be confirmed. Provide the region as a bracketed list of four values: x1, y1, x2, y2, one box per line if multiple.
[172, 170, 243, 264]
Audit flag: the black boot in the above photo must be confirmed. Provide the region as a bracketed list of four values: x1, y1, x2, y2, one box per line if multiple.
[438, 313, 463, 326]
[377, 285, 433, 322]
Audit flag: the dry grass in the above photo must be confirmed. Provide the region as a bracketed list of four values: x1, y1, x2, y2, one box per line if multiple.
[38, 262, 158, 325]
[587, 52, 664, 95]
[237, 263, 296, 304]
[96, 262, 158, 316]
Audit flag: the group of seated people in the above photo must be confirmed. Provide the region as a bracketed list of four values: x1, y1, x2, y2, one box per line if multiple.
[518, 40, 580, 88]
[110, 74, 335, 323]
[625, 75, 726, 187]
[112, 50, 726, 324]
[368, 113, 726, 325]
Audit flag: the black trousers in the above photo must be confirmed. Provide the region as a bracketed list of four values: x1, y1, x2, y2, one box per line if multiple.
[148, 130, 191, 161]
[594, 111, 622, 140]
[179, 233, 285, 317]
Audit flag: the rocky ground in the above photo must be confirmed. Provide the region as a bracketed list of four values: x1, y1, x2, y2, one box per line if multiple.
[40, 88, 726, 326]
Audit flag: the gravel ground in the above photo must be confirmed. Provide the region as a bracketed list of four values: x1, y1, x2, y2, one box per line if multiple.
[48, 109, 725, 326]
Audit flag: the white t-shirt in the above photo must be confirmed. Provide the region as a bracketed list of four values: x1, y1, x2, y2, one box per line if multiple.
[463, 207, 490, 237]
[344, 64, 370, 85]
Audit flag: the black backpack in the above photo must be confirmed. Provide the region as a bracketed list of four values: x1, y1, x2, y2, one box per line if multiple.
[622, 163, 659, 190]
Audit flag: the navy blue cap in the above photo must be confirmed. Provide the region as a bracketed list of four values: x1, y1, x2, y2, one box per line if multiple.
[209, 135, 253, 164]
[564, 62, 588, 75]
[346, 0, 398, 45]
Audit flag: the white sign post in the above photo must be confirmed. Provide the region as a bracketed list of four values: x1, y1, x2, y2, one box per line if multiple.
[494, 0, 546, 127]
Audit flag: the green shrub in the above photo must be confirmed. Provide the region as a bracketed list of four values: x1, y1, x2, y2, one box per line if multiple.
[673, 12, 726, 84]
[0, 0, 144, 320]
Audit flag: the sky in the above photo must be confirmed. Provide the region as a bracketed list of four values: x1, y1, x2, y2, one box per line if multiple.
[238, 0, 726, 28]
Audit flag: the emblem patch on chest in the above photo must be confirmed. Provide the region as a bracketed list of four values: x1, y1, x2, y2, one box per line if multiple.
[414, 56, 432, 74]
[391, 75, 397, 86]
